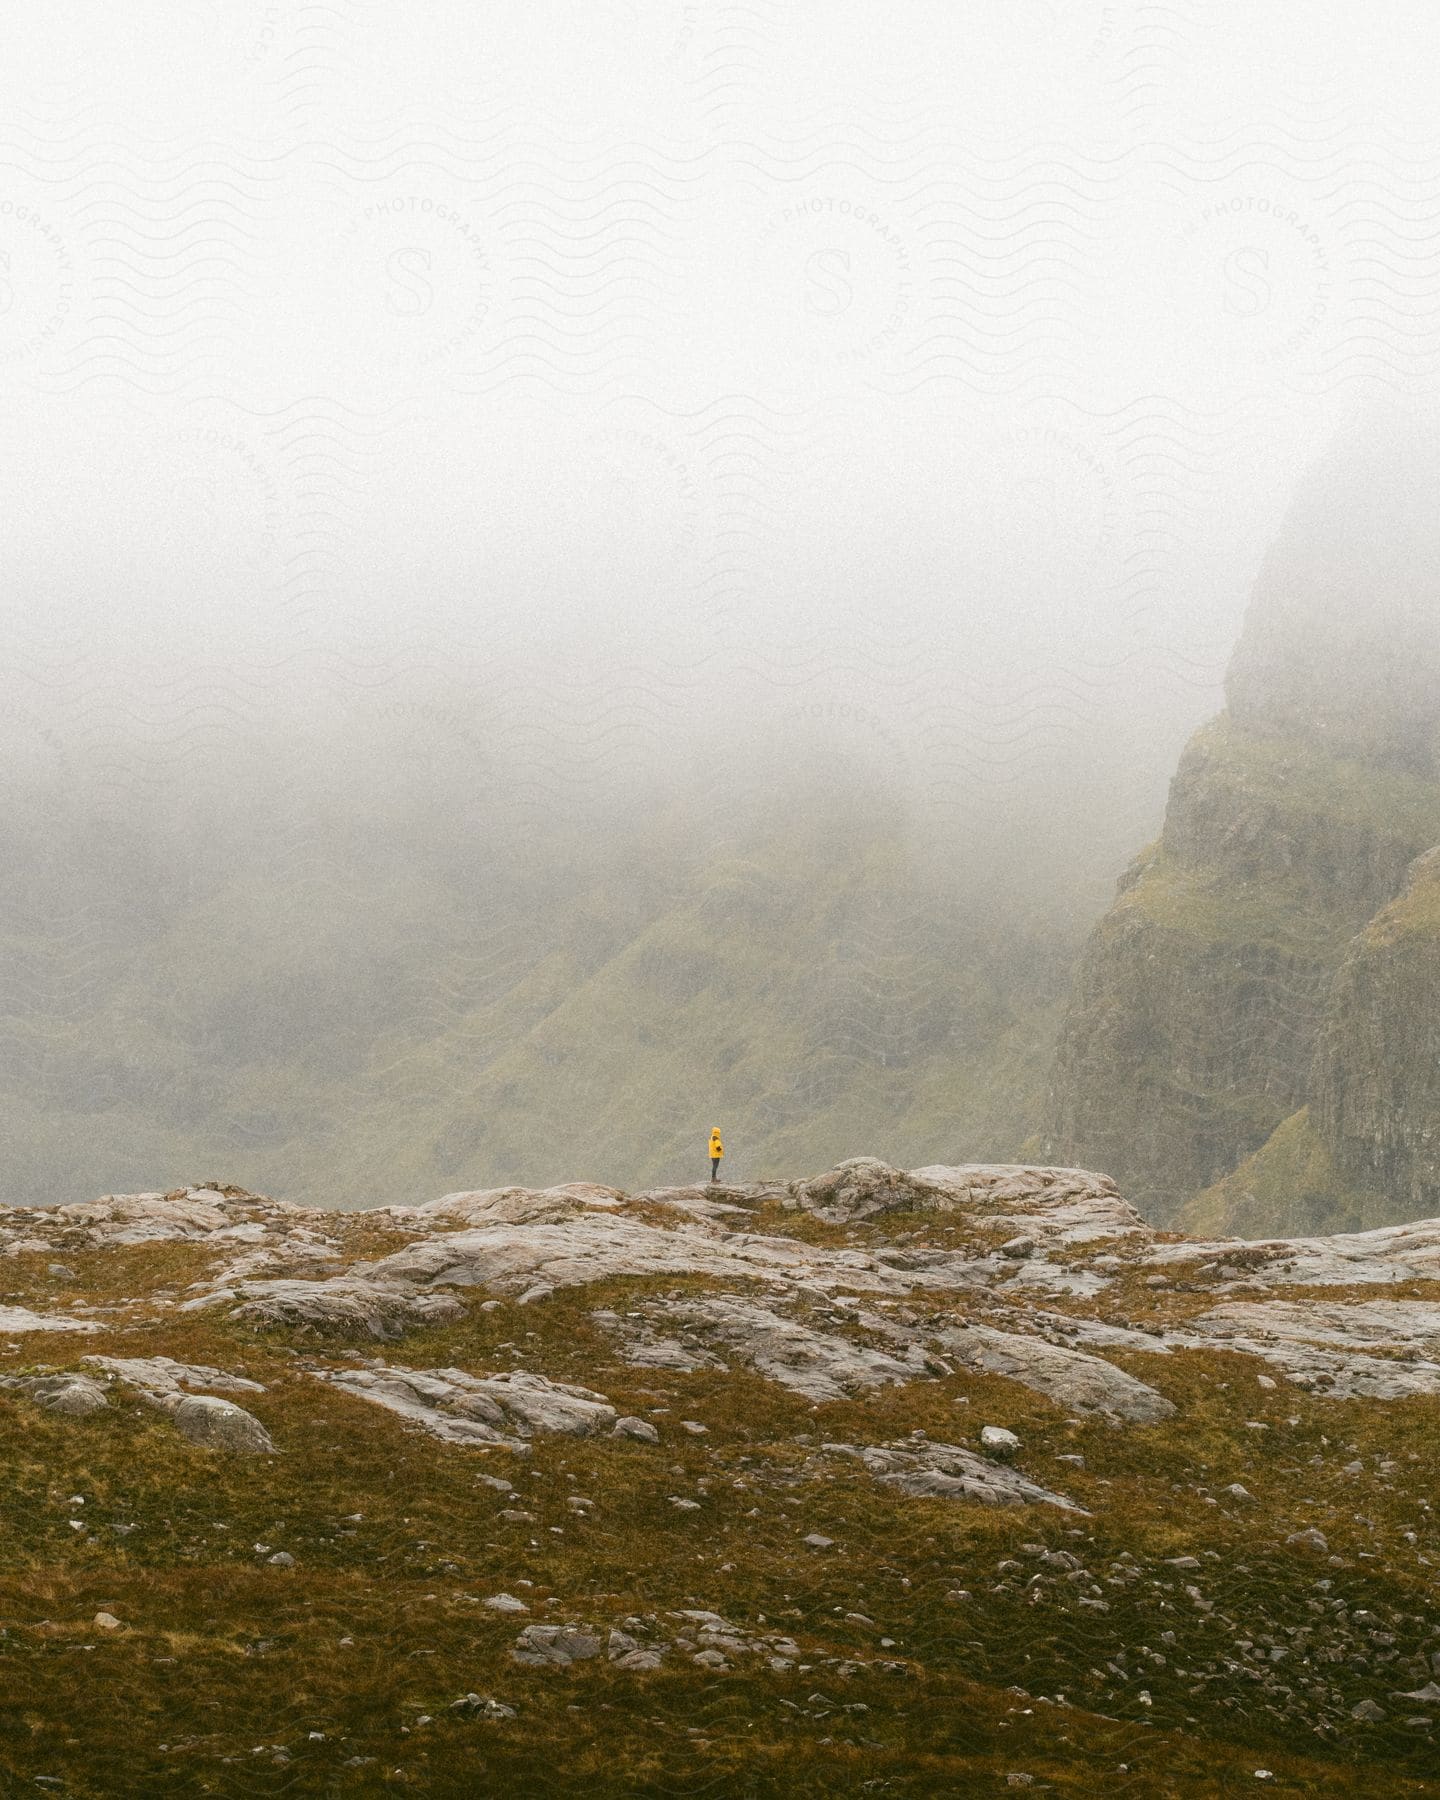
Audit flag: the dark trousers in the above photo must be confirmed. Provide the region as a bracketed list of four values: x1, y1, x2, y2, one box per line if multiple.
[710, 1157, 720, 1181]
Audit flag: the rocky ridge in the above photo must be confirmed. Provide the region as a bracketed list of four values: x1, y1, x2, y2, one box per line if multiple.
[4, 1158, 1440, 1793]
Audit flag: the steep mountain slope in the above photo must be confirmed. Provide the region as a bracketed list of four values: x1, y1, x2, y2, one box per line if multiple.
[1043, 416, 1440, 1227]
[1308, 847, 1440, 1219]
[4, 1161, 1439, 1796]
[1188, 849, 1440, 1238]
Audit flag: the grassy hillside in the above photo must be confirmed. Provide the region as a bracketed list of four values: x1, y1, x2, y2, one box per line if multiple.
[0, 751, 1076, 1209]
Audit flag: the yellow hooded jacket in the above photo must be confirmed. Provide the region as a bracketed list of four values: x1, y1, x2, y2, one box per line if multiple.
[708, 1129, 724, 1161]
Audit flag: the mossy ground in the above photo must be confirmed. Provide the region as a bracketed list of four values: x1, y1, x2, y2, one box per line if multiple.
[2, 1224, 1439, 1798]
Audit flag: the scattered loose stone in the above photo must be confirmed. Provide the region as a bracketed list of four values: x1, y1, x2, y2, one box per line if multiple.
[450, 1694, 516, 1720]
[511, 1625, 602, 1668]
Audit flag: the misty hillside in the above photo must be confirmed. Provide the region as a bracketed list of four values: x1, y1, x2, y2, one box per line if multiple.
[1042, 417, 1440, 1234]
[12, 416, 1440, 1239]
[0, 727, 1081, 1210]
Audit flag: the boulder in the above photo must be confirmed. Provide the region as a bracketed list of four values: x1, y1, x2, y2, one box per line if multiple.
[612, 1415, 660, 1443]
[172, 1395, 276, 1453]
[0, 1373, 110, 1416]
[789, 1158, 949, 1222]
[511, 1625, 602, 1667]
[186, 1276, 465, 1339]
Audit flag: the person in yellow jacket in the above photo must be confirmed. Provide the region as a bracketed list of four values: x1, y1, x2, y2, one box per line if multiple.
[708, 1127, 724, 1183]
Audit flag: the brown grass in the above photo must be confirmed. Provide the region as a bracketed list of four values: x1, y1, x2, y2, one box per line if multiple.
[2, 1252, 1438, 1796]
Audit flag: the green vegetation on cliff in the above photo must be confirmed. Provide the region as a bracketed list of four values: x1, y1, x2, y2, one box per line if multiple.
[1162, 717, 1440, 916]
[1311, 847, 1440, 1223]
[1179, 1107, 1390, 1239]
[1042, 710, 1440, 1223]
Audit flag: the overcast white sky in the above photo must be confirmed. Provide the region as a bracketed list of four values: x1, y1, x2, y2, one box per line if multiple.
[5, 1, 1440, 878]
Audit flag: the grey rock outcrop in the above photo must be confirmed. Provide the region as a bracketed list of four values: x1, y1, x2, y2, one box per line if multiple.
[316, 1362, 616, 1448]
[1144, 1216, 1440, 1286]
[939, 1322, 1174, 1423]
[601, 1293, 932, 1402]
[363, 1208, 962, 1302]
[788, 1159, 953, 1221]
[172, 1394, 276, 1453]
[185, 1276, 465, 1339]
[0, 1305, 101, 1335]
[1178, 1299, 1440, 1400]
[826, 1439, 1081, 1511]
[0, 1372, 110, 1416]
[85, 1355, 266, 1403]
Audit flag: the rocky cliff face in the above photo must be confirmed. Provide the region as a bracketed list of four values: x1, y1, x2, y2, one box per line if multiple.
[1312, 847, 1440, 1219]
[1043, 416, 1440, 1228]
